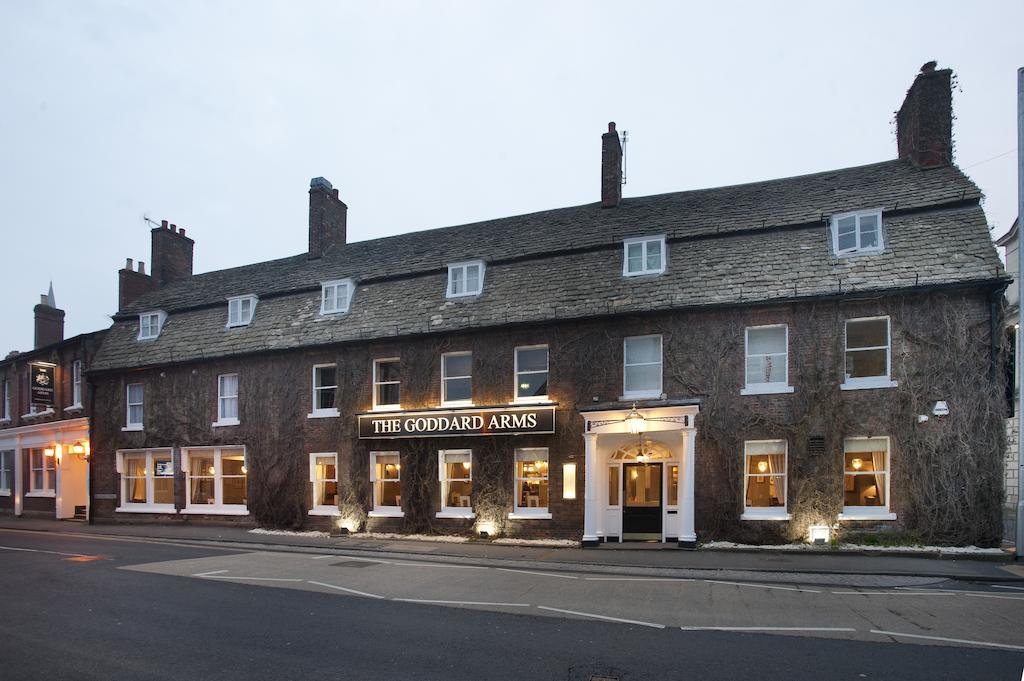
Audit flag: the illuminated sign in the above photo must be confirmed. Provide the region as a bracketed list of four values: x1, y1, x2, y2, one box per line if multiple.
[358, 405, 555, 439]
[30, 363, 55, 407]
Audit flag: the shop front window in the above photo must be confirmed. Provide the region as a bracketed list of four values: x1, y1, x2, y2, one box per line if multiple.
[118, 449, 174, 511]
[513, 448, 549, 517]
[184, 447, 248, 514]
[438, 450, 473, 517]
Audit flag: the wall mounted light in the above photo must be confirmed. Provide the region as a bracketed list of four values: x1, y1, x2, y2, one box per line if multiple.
[808, 524, 830, 545]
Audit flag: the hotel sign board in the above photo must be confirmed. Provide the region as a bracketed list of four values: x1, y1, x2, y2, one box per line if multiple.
[30, 363, 55, 407]
[359, 405, 555, 439]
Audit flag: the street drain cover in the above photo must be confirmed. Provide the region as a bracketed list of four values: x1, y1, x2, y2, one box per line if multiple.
[331, 561, 377, 568]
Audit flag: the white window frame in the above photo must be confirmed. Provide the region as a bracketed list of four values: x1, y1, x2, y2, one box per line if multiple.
[509, 447, 552, 519]
[27, 448, 56, 497]
[369, 451, 404, 517]
[0, 450, 13, 495]
[116, 449, 176, 513]
[308, 364, 340, 418]
[622, 334, 663, 400]
[181, 446, 249, 515]
[226, 295, 258, 328]
[441, 351, 473, 407]
[372, 358, 401, 411]
[513, 345, 550, 404]
[1, 379, 9, 421]
[138, 310, 167, 340]
[214, 373, 239, 427]
[445, 260, 485, 298]
[320, 279, 354, 315]
[741, 440, 790, 520]
[308, 452, 340, 516]
[831, 208, 884, 257]
[437, 449, 474, 518]
[124, 383, 144, 431]
[70, 360, 83, 408]
[839, 436, 895, 520]
[622, 236, 667, 277]
[741, 325, 794, 395]
[841, 316, 897, 390]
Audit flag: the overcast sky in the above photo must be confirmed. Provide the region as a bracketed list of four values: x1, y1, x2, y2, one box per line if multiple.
[1, 1, 1021, 355]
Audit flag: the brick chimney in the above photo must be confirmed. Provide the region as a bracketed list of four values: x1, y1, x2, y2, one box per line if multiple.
[151, 219, 195, 286]
[601, 122, 623, 208]
[308, 177, 347, 259]
[33, 285, 64, 349]
[896, 62, 953, 168]
[118, 257, 155, 310]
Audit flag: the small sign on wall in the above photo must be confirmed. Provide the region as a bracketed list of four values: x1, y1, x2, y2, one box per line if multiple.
[30, 363, 55, 407]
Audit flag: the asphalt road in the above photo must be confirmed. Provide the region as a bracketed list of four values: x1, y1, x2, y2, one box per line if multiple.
[1, 529, 1022, 681]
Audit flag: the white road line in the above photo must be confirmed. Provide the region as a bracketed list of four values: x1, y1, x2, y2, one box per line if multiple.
[390, 561, 487, 570]
[537, 605, 665, 629]
[681, 626, 857, 632]
[192, 569, 230, 577]
[584, 577, 694, 582]
[704, 580, 820, 593]
[204, 576, 304, 582]
[831, 591, 957, 596]
[0, 545, 89, 558]
[313, 555, 390, 564]
[991, 584, 1024, 592]
[497, 568, 578, 579]
[869, 629, 1024, 651]
[961, 593, 1024, 602]
[307, 580, 386, 599]
[393, 598, 531, 607]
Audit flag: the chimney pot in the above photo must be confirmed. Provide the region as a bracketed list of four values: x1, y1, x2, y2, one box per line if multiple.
[40, 294, 48, 305]
[169, 224, 177, 232]
[137, 261, 146, 274]
[179, 228, 186, 237]
[161, 220, 168, 229]
[608, 121, 616, 133]
[126, 257, 134, 270]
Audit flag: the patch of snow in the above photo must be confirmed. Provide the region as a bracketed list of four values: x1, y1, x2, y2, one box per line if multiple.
[701, 540, 1005, 555]
[249, 528, 330, 539]
[353, 532, 469, 543]
[491, 538, 579, 547]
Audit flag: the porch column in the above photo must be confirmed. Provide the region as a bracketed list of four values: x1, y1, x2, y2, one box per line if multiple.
[582, 432, 599, 547]
[678, 428, 697, 548]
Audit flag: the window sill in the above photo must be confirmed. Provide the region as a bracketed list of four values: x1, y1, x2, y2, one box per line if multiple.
[26, 491, 56, 498]
[308, 507, 342, 517]
[838, 511, 897, 521]
[445, 291, 483, 300]
[840, 378, 898, 391]
[622, 269, 666, 278]
[212, 419, 240, 428]
[22, 409, 55, 419]
[181, 507, 250, 516]
[508, 511, 552, 520]
[122, 425, 144, 432]
[371, 405, 402, 413]
[440, 401, 474, 408]
[0, 418, 10, 424]
[117, 505, 177, 514]
[436, 511, 475, 519]
[741, 385, 794, 396]
[741, 511, 792, 521]
[307, 410, 340, 419]
[224, 322, 253, 330]
[835, 247, 884, 258]
[512, 397, 553, 405]
[65, 404, 84, 412]
[368, 509, 405, 518]
[0, 490, 11, 496]
[619, 392, 663, 401]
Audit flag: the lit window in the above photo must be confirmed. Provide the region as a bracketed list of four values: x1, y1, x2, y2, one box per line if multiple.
[446, 261, 485, 298]
[842, 317, 896, 390]
[831, 209, 883, 256]
[371, 452, 402, 516]
[373, 359, 401, 410]
[29, 448, 56, 495]
[514, 345, 549, 402]
[309, 453, 339, 515]
[117, 449, 174, 510]
[310, 364, 339, 417]
[215, 374, 239, 426]
[183, 447, 248, 513]
[512, 448, 550, 516]
[138, 311, 167, 340]
[607, 466, 619, 507]
[742, 325, 793, 395]
[125, 383, 144, 430]
[227, 295, 258, 328]
[623, 236, 666, 276]
[742, 440, 788, 519]
[623, 335, 662, 399]
[71, 360, 83, 407]
[0, 450, 12, 494]
[321, 279, 354, 315]
[841, 437, 893, 519]
[441, 352, 472, 406]
[668, 464, 679, 506]
[438, 450, 473, 517]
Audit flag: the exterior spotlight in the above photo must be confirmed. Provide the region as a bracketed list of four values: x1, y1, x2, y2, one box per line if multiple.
[809, 525, 830, 545]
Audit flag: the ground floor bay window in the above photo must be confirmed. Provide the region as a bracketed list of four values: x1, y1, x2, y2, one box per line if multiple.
[183, 447, 248, 514]
[309, 453, 339, 516]
[117, 449, 174, 512]
[370, 452, 402, 517]
[438, 450, 473, 518]
[510, 448, 550, 519]
[840, 436, 894, 520]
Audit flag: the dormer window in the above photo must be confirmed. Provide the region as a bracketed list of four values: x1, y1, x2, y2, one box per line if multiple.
[831, 209, 883, 256]
[446, 261, 485, 298]
[623, 236, 666, 276]
[321, 279, 354, 315]
[227, 295, 258, 328]
[138, 311, 167, 340]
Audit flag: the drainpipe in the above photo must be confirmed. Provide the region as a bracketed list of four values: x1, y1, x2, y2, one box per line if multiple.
[1015, 67, 1024, 560]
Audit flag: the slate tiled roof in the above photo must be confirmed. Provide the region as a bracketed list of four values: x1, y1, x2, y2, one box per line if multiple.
[91, 159, 1004, 371]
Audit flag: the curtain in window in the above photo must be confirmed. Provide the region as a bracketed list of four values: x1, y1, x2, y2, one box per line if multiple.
[871, 449, 886, 505]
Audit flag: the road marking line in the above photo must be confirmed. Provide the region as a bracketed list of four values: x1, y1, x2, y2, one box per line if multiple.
[307, 580, 385, 599]
[390, 562, 487, 570]
[681, 626, 857, 632]
[393, 598, 530, 607]
[204, 576, 304, 582]
[537, 605, 665, 629]
[869, 629, 1024, 651]
[584, 577, 694, 582]
[831, 591, 956, 596]
[497, 568, 578, 579]
[0, 544, 90, 558]
[192, 570, 230, 577]
[961, 593, 1024, 602]
[991, 584, 1024, 591]
[313, 555, 389, 564]
[704, 580, 820, 593]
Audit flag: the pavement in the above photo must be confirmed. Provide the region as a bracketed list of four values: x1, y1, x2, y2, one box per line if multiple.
[1, 515, 1021, 584]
